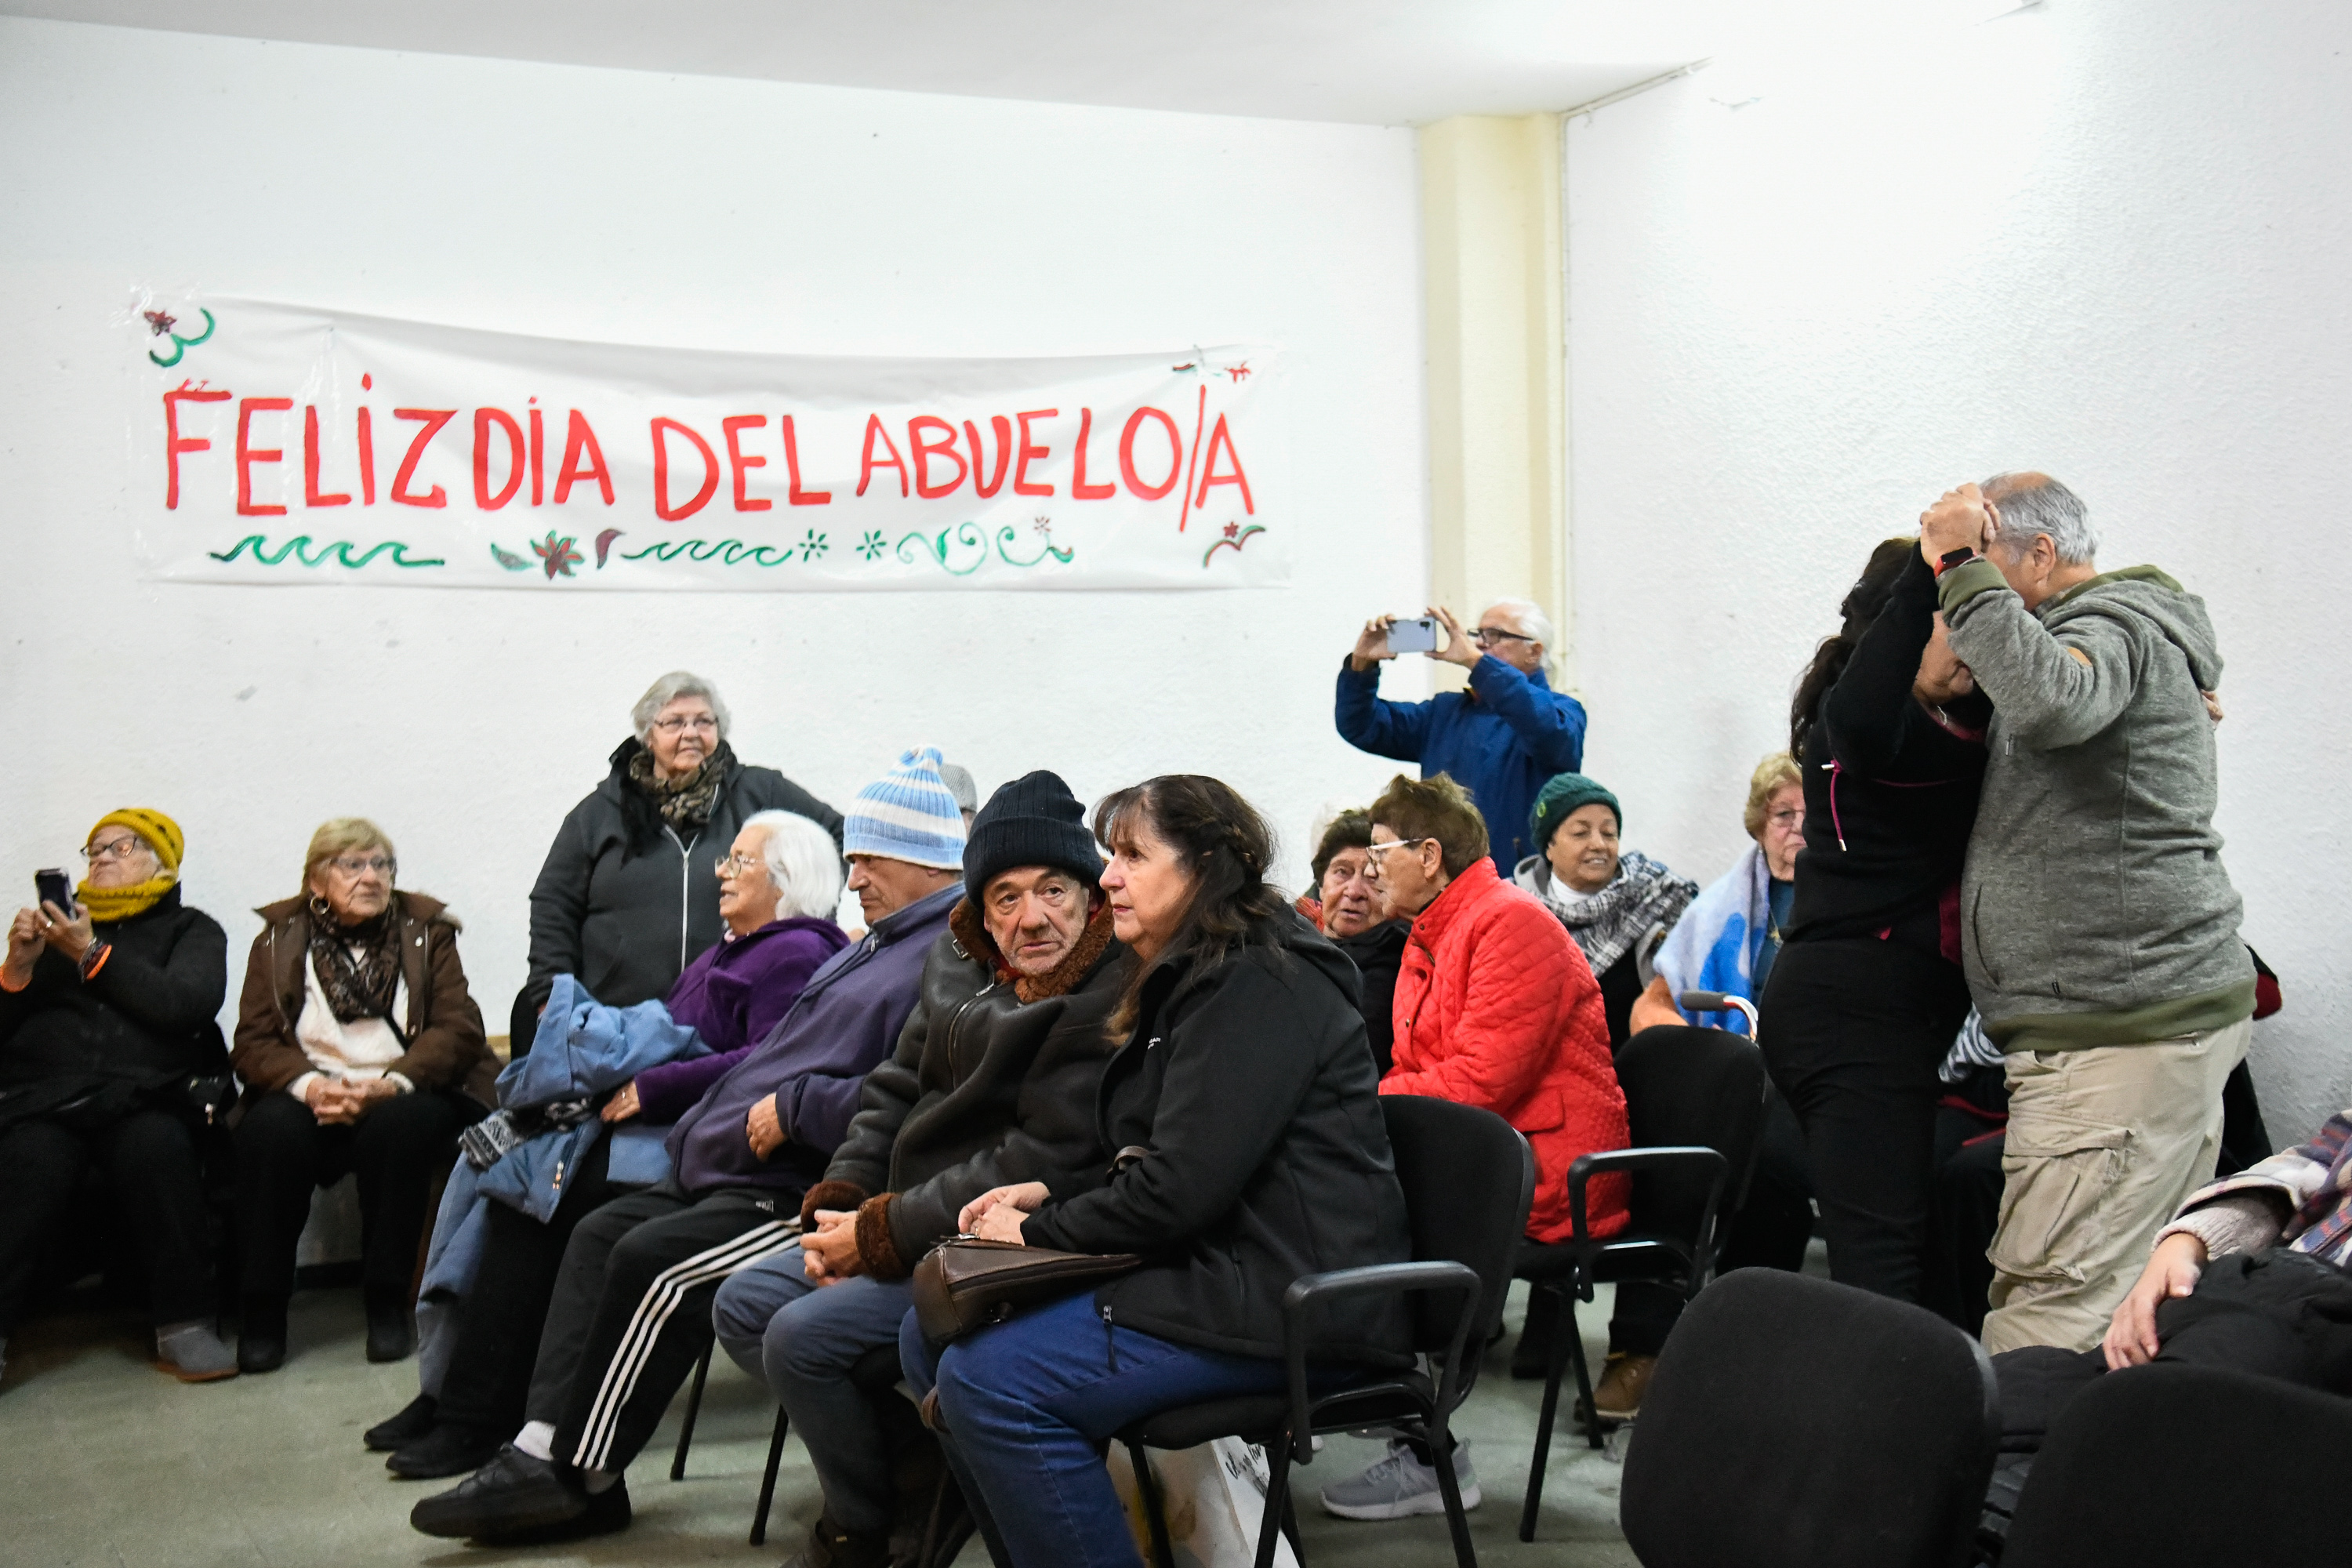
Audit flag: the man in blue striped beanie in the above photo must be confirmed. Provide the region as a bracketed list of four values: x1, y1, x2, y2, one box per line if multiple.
[840, 746, 966, 931]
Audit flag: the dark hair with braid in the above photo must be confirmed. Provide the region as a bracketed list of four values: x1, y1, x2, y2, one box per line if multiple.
[1789, 536, 1917, 760]
[1092, 775, 1290, 1040]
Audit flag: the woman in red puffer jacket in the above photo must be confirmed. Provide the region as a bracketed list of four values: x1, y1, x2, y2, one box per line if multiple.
[1367, 773, 1630, 1245]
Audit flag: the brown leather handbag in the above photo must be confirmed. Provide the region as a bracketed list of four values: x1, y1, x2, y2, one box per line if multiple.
[911, 1238, 1142, 1347]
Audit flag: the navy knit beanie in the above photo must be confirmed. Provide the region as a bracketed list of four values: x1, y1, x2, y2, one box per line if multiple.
[1529, 772, 1622, 855]
[963, 770, 1102, 903]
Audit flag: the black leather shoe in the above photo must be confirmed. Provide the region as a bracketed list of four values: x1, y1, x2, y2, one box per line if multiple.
[492, 1477, 633, 1544]
[782, 1515, 892, 1568]
[365, 1393, 439, 1452]
[238, 1297, 289, 1374]
[387, 1421, 503, 1480]
[365, 1292, 416, 1363]
[410, 1446, 587, 1540]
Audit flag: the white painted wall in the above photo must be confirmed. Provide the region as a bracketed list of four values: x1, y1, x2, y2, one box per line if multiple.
[0, 18, 1432, 1039]
[1564, 0, 2352, 1135]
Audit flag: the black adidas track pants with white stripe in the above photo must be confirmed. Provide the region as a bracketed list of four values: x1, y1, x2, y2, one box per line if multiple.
[524, 1184, 800, 1475]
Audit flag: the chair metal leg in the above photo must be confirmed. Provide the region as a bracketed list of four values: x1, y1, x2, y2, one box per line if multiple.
[1127, 1439, 1177, 1568]
[1520, 1284, 1586, 1542]
[670, 1340, 713, 1480]
[1252, 1443, 1294, 1568]
[1279, 1481, 1303, 1562]
[1565, 1292, 1603, 1452]
[748, 1404, 789, 1546]
[1427, 1421, 1480, 1568]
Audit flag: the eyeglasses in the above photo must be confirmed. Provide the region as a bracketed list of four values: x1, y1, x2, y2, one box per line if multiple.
[714, 852, 764, 877]
[1766, 809, 1804, 831]
[81, 837, 149, 863]
[329, 855, 395, 876]
[652, 715, 719, 735]
[1468, 627, 1532, 647]
[1363, 838, 1430, 864]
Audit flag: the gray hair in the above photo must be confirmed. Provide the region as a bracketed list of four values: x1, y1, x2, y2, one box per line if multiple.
[1484, 597, 1557, 671]
[631, 671, 731, 744]
[741, 810, 846, 922]
[1985, 474, 2097, 566]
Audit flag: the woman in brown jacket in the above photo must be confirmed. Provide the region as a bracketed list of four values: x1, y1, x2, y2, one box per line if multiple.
[230, 818, 494, 1374]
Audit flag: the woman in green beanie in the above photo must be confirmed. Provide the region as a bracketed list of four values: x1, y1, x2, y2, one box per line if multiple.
[1515, 774, 1697, 1048]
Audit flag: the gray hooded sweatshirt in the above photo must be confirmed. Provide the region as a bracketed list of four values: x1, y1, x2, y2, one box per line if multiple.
[1939, 560, 2253, 1051]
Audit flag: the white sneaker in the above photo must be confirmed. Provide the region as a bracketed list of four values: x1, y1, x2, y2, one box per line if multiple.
[1317, 1439, 1481, 1520]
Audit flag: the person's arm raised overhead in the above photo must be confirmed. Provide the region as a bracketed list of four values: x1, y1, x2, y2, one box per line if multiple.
[1820, 554, 1941, 774]
[1336, 615, 1435, 763]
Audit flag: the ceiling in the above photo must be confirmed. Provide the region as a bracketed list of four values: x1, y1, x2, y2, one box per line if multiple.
[0, 1, 1744, 125]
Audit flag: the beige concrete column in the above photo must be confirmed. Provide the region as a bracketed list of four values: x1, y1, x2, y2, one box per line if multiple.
[1418, 112, 1570, 688]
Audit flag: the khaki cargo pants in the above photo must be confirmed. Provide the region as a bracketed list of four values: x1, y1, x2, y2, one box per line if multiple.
[1980, 1018, 2252, 1356]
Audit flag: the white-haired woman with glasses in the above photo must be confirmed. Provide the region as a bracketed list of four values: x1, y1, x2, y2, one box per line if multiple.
[362, 809, 847, 1480]
[511, 672, 844, 1048]
[230, 818, 496, 1374]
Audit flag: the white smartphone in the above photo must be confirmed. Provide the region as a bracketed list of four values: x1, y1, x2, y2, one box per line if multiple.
[1386, 616, 1440, 655]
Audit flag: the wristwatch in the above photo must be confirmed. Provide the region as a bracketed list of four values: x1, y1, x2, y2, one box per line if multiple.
[1935, 546, 1980, 578]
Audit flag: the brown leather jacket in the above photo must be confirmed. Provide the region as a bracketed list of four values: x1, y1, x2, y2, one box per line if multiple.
[231, 891, 497, 1108]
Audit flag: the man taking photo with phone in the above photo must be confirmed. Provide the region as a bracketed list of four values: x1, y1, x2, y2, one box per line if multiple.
[1336, 601, 1587, 875]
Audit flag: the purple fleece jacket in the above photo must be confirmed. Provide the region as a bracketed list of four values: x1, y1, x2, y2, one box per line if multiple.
[633, 915, 849, 1125]
[665, 884, 960, 1196]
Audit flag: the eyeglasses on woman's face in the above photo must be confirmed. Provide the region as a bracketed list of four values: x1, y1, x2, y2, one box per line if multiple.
[652, 714, 719, 735]
[329, 855, 395, 877]
[714, 852, 767, 878]
[81, 834, 150, 864]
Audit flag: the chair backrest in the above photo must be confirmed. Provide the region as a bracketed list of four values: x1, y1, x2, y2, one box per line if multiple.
[1621, 1269, 1998, 1568]
[1613, 1025, 1769, 1260]
[1381, 1094, 1534, 1353]
[2001, 1363, 2350, 1567]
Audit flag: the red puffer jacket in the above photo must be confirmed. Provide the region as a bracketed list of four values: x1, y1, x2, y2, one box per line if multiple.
[1382, 857, 1630, 1243]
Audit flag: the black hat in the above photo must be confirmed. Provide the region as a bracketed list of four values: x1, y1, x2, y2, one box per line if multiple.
[963, 770, 1103, 904]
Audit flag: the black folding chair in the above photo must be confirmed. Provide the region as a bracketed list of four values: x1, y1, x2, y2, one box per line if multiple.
[1118, 1095, 1533, 1568]
[1515, 1020, 1768, 1540]
[1620, 1269, 1998, 1568]
[2000, 1363, 2351, 1567]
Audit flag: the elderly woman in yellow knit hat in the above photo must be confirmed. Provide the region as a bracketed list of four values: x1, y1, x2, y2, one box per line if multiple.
[229, 818, 496, 1374]
[0, 808, 236, 1384]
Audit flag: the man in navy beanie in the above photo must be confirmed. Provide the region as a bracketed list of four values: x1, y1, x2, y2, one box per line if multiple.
[711, 769, 1127, 1568]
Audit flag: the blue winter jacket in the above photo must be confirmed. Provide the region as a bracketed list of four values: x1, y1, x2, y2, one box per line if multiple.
[1334, 655, 1588, 873]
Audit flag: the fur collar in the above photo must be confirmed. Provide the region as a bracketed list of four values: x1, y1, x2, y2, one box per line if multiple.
[949, 897, 1118, 1003]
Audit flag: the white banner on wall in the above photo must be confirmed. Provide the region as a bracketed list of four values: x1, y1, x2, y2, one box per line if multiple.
[125, 296, 1285, 590]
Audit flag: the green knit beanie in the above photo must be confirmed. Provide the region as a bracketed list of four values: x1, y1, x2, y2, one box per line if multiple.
[1529, 773, 1621, 855]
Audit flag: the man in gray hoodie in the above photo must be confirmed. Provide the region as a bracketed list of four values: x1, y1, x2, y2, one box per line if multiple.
[1922, 474, 2253, 1356]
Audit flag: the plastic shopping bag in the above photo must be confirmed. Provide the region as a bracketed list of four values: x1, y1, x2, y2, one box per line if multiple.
[1107, 1436, 1301, 1568]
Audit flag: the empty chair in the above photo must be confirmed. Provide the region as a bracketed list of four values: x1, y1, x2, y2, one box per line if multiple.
[1621, 1269, 1998, 1568]
[1516, 1019, 1768, 1538]
[2000, 1363, 2349, 1568]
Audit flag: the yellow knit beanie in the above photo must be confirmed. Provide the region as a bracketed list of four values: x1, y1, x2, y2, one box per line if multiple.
[88, 808, 185, 877]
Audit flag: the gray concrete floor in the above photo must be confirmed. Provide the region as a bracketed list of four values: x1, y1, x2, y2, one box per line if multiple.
[0, 1279, 1642, 1568]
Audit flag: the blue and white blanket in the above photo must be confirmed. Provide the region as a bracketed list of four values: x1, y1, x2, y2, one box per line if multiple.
[1650, 843, 1771, 1035]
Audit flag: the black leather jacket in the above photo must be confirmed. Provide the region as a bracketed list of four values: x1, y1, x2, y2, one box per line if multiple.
[801, 899, 1126, 1278]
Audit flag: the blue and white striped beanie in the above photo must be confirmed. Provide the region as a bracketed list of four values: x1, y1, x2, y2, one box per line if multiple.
[843, 746, 967, 869]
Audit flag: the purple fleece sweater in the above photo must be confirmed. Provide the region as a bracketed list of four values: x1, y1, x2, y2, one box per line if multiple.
[666, 884, 960, 1196]
[633, 915, 849, 1125]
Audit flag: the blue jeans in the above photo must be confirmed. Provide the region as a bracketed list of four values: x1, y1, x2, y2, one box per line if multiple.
[712, 1242, 916, 1537]
[898, 1292, 1292, 1568]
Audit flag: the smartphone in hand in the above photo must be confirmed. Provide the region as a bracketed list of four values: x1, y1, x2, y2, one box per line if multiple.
[1386, 615, 1441, 655]
[34, 868, 74, 914]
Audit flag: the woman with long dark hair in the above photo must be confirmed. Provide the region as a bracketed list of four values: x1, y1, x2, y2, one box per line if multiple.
[902, 775, 1413, 1568]
[1759, 537, 1990, 1304]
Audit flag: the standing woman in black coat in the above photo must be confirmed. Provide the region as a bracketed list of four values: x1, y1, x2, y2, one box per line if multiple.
[903, 775, 1414, 1568]
[511, 672, 844, 1046]
[0, 809, 234, 1383]
[1759, 538, 1990, 1303]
